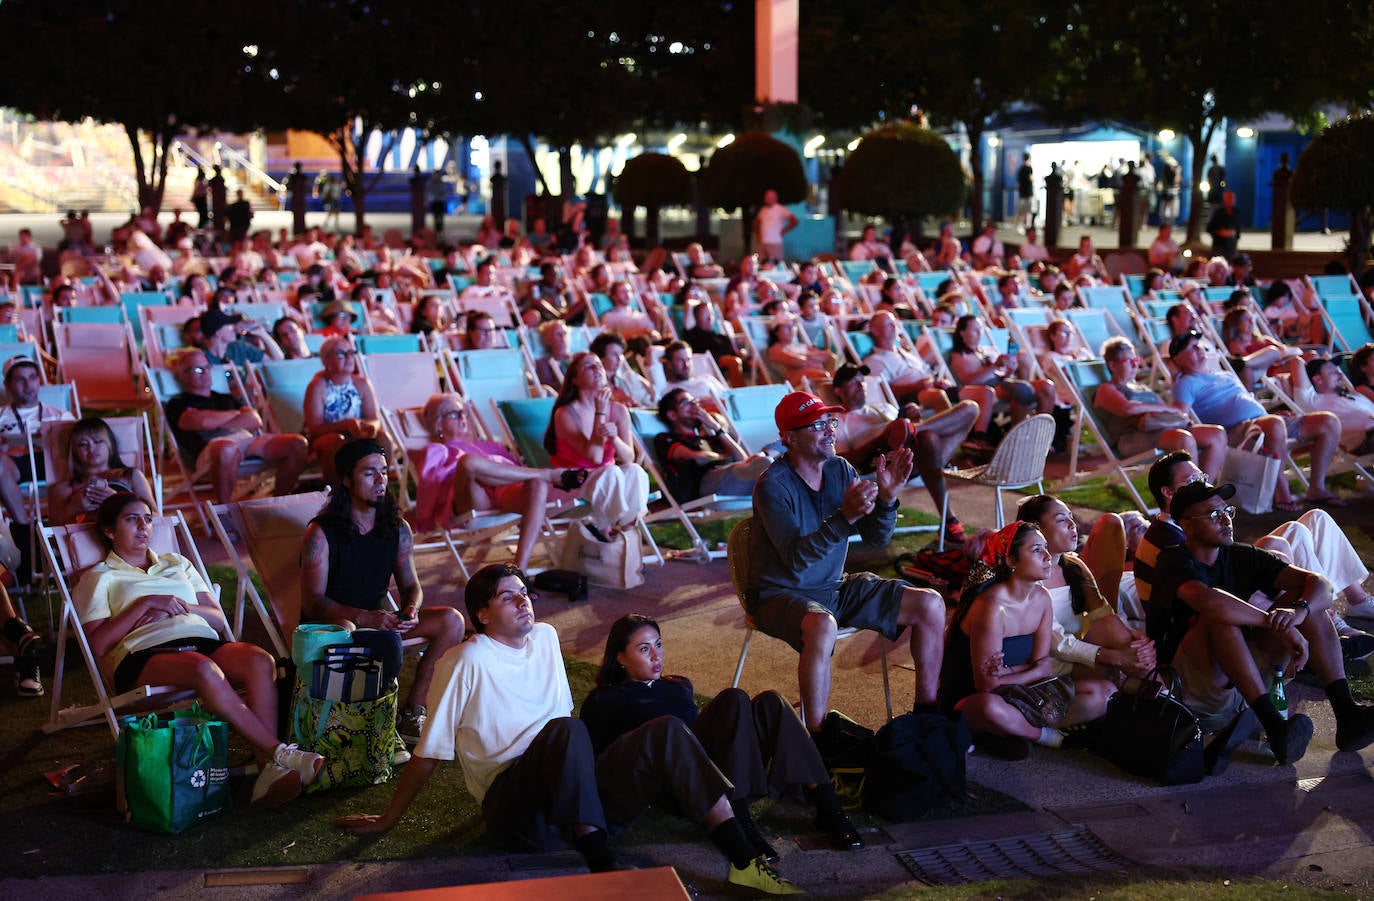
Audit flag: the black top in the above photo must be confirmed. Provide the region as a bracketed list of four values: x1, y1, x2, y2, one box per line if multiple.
[311, 514, 400, 613]
[164, 391, 239, 461]
[580, 675, 698, 755]
[653, 431, 727, 502]
[1148, 543, 1288, 663]
[683, 327, 737, 364]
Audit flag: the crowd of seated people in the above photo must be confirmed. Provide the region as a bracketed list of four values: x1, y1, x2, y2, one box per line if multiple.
[7, 210, 1374, 891]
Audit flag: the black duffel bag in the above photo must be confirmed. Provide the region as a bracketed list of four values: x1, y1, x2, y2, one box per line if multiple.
[1093, 666, 1205, 785]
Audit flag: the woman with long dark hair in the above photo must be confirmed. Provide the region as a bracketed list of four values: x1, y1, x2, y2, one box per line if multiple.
[581, 614, 861, 859]
[938, 521, 1114, 759]
[542, 351, 648, 541]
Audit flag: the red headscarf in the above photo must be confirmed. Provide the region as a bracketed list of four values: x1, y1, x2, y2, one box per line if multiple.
[980, 521, 1026, 567]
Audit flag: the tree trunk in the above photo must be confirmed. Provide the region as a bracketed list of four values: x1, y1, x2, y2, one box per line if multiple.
[1349, 207, 1372, 279]
[126, 125, 151, 211]
[742, 204, 757, 255]
[519, 134, 552, 196]
[646, 205, 661, 248]
[966, 125, 985, 236]
[1184, 123, 1215, 245]
[558, 146, 574, 200]
[623, 205, 636, 241]
[151, 130, 171, 212]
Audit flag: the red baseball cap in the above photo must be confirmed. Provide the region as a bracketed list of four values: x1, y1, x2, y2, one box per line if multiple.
[775, 391, 843, 433]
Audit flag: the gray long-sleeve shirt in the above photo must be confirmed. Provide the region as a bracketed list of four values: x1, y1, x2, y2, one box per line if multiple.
[749, 455, 896, 605]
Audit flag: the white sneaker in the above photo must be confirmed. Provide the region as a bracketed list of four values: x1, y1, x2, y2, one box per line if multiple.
[392, 735, 412, 766]
[251, 762, 301, 808]
[1344, 597, 1374, 621]
[1333, 612, 1370, 639]
[273, 742, 324, 787]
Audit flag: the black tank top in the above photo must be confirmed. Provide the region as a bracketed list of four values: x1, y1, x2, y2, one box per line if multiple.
[313, 515, 399, 612]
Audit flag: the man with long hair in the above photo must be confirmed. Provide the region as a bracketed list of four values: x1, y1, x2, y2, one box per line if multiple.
[300, 438, 463, 746]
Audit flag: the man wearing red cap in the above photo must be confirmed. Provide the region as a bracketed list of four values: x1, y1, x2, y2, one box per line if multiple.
[747, 391, 945, 739]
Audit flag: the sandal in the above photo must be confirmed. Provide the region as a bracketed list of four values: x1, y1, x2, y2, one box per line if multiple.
[1304, 493, 1349, 509]
[557, 468, 590, 491]
[1272, 498, 1303, 513]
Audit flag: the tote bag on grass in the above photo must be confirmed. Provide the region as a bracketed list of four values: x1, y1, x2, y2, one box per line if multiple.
[116, 705, 231, 833]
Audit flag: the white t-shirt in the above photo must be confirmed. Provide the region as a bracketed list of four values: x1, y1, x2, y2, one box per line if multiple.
[414, 622, 573, 804]
[1295, 382, 1374, 450]
[863, 346, 933, 390]
[755, 204, 792, 244]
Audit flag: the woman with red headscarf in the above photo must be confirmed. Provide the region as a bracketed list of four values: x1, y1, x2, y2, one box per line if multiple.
[938, 521, 1116, 760]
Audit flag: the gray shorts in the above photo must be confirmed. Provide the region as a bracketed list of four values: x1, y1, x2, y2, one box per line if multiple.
[1227, 414, 1300, 447]
[749, 571, 905, 653]
[1173, 629, 1273, 735]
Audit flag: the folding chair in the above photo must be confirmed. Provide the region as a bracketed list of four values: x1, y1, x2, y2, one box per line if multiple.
[492, 397, 665, 568]
[378, 406, 529, 572]
[941, 414, 1056, 550]
[627, 408, 752, 561]
[443, 348, 542, 438]
[728, 517, 892, 721]
[40, 511, 224, 737]
[52, 321, 150, 410]
[146, 364, 270, 534]
[1054, 361, 1163, 514]
[356, 333, 428, 355]
[205, 491, 330, 652]
[719, 384, 791, 454]
[249, 358, 323, 436]
[359, 350, 445, 416]
[38, 413, 161, 520]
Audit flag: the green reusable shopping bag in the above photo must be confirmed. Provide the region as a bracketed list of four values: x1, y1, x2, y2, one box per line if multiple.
[289, 677, 397, 792]
[115, 705, 231, 833]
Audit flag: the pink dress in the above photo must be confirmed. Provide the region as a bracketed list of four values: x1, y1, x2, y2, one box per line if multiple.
[414, 440, 524, 532]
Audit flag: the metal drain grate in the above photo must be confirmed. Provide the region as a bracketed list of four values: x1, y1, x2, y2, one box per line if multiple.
[895, 827, 1135, 885]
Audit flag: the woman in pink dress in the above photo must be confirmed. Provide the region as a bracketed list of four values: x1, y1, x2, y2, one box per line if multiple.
[413, 393, 586, 570]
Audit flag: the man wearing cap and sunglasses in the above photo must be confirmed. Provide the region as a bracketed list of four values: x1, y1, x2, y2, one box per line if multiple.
[1168, 327, 1342, 511]
[747, 391, 945, 741]
[1149, 479, 1374, 766]
[0, 355, 75, 579]
[198, 306, 284, 374]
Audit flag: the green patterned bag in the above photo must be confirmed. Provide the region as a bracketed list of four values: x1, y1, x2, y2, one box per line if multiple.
[289, 676, 397, 792]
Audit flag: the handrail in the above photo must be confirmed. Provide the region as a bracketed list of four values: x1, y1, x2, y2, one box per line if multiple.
[170, 140, 215, 172]
[214, 142, 286, 197]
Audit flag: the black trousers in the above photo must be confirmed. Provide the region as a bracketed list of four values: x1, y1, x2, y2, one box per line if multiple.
[594, 715, 733, 827]
[693, 688, 830, 802]
[482, 717, 605, 851]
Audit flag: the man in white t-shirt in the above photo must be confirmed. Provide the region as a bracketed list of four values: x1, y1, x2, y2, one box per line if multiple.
[656, 340, 728, 403]
[1017, 227, 1050, 265]
[753, 189, 798, 263]
[336, 564, 797, 892]
[1292, 357, 1374, 454]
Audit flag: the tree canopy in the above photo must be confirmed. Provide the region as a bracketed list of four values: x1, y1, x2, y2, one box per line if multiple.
[832, 123, 966, 225]
[1039, 0, 1374, 242]
[1291, 112, 1374, 276]
[701, 132, 806, 212]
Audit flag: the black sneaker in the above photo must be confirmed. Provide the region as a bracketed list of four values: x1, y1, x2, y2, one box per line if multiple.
[973, 732, 1032, 760]
[1267, 714, 1314, 765]
[15, 633, 42, 697]
[1340, 632, 1374, 664]
[1335, 705, 1374, 753]
[1204, 708, 1255, 775]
